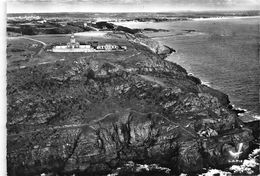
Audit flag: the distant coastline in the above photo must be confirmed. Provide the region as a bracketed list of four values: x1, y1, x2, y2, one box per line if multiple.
[191, 15, 260, 21]
[7, 10, 260, 23]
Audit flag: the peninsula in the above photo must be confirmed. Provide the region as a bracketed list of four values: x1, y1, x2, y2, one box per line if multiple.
[7, 16, 259, 176]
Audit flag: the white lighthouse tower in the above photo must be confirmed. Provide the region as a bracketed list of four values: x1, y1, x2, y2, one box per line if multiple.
[67, 33, 79, 49]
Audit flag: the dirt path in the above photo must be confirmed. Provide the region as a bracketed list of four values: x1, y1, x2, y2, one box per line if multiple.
[8, 36, 47, 55]
[20, 37, 47, 46]
[138, 75, 167, 87]
[21, 37, 47, 55]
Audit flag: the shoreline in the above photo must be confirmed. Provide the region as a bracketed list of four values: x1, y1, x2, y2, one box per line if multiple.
[128, 33, 260, 174]
[143, 27, 260, 117]
[158, 42, 260, 174]
[157, 42, 259, 119]
[191, 15, 260, 21]
[113, 15, 260, 26]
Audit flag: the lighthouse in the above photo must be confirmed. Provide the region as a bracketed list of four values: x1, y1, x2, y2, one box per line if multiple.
[67, 33, 79, 48]
[70, 33, 76, 44]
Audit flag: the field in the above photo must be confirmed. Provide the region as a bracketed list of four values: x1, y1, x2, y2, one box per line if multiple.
[7, 38, 43, 67]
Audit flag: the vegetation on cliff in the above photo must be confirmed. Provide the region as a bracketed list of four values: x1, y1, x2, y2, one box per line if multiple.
[7, 29, 259, 176]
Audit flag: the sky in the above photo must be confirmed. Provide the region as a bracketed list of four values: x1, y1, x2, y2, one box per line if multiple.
[7, 0, 260, 13]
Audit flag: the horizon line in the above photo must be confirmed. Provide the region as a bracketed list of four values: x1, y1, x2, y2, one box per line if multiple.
[7, 9, 260, 14]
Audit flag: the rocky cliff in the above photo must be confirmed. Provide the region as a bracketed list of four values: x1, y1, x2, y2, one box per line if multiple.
[7, 33, 256, 176]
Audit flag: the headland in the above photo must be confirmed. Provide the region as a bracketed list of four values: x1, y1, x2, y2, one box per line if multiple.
[6, 18, 260, 176]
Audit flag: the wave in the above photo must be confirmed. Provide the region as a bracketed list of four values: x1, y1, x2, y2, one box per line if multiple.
[253, 115, 260, 120]
[187, 72, 212, 87]
[237, 109, 260, 123]
[231, 104, 248, 113]
[201, 81, 212, 87]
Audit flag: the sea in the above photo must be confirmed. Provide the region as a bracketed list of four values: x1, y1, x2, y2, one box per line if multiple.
[114, 16, 260, 118]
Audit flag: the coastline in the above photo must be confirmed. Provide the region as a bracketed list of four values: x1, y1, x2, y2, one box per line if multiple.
[148, 30, 259, 120]
[158, 41, 260, 173]
[113, 17, 260, 119]
[191, 15, 260, 21]
[113, 15, 260, 26]
[160, 43, 256, 117]
[136, 33, 236, 108]
[134, 32, 248, 117]
[124, 33, 260, 174]
[144, 29, 260, 117]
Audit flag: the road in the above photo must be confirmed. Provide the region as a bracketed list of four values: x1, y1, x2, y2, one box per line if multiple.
[21, 36, 47, 55]
[8, 36, 47, 56]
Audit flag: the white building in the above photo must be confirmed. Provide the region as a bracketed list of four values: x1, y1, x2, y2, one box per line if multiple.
[51, 33, 126, 53]
[96, 44, 119, 50]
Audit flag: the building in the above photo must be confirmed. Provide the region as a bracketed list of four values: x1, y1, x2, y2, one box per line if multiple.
[96, 44, 119, 50]
[50, 33, 127, 53]
[67, 33, 80, 48]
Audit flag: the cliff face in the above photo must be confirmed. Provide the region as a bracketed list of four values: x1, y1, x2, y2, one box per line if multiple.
[7, 34, 254, 175]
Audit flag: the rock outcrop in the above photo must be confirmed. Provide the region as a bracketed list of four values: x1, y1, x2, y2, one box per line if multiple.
[7, 33, 256, 176]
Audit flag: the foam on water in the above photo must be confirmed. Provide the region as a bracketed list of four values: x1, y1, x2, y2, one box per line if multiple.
[201, 81, 212, 87]
[252, 114, 260, 120]
[188, 72, 212, 87]
[231, 104, 248, 113]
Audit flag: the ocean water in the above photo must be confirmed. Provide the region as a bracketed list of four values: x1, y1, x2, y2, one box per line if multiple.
[115, 17, 260, 116]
